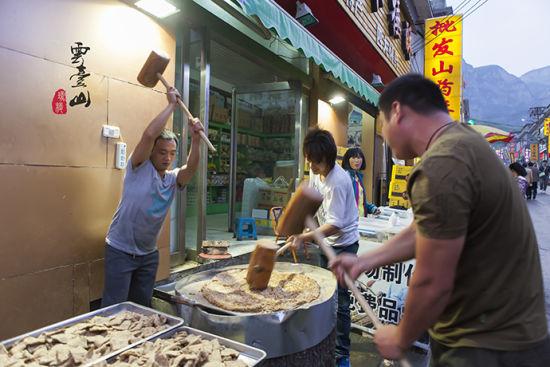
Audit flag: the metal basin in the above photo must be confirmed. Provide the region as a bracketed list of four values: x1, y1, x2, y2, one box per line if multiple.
[158, 262, 337, 358]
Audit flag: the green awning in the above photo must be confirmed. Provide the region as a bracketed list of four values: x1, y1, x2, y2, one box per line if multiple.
[238, 0, 379, 106]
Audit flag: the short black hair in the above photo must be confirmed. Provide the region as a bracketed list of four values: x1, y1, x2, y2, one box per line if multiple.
[509, 162, 527, 177]
[378, 74, 448, 118]
[342, 147, 366, 171]
[303, 128, 337, 170]
[528, 162, 534, 167]
[154, 129, 178, 147]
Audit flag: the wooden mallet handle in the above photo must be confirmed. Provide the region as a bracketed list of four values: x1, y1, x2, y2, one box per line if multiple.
[157, 73, 217, 152]
[304, 216, 412, 367]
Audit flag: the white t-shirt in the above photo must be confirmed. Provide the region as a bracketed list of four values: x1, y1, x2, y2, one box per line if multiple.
[309, 164, 359, 247]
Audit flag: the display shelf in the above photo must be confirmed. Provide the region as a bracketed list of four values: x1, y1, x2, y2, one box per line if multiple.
[209, 121, 293, 139]
[206, 203, 228, 215]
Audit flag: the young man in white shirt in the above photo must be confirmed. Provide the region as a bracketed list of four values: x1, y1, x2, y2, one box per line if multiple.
[289, 128, 359, 367]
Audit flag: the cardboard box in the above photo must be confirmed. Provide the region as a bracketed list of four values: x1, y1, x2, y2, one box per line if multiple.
[252, 208, 269, 220]
[211, 105, 229, 123]
[258, 187, 290, 207]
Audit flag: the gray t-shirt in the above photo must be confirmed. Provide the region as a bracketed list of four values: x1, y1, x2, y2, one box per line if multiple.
[106, 159, 180, 255]
[309, 164, 359, 247]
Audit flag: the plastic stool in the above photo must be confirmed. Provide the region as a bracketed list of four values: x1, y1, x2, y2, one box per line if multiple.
[235, 217, 257, 241]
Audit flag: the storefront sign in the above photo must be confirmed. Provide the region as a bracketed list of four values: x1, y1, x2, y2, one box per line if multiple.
[387, 0, 401, 38]
[544, 117, 550, 136]
[354, 240, 415, 326]
[424, 15, 463, 122]
[377, 24, 399, 65]
[339, 0, 410, 74]
[531, 144, 539, 161]
[371, 0, 383, 12]
[401, 21, 413, 60]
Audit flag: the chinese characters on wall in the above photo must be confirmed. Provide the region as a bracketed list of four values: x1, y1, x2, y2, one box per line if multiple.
[69, 42, 92, 108]
[52, 41, 92, 114]
[342, 0, 411, 69]
[424, 15, 463, 121]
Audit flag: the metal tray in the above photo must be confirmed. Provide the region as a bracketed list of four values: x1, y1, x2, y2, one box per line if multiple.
[1, 302, 183, 367]
[102, 325, 267, 366]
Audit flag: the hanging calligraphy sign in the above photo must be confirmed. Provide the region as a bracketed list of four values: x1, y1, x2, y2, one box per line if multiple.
[424, 15, 463, 122]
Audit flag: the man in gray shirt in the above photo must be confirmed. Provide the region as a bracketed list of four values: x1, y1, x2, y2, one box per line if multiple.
[102, 88, 202, 307]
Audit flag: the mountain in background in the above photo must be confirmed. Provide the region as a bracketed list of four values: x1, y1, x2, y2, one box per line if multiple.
[463, 62, 550, 132]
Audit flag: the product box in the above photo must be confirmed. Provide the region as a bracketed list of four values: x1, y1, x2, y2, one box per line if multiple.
[389, 180, 408, 198]
[391, 165, 413, 181]
[389, 197, 410, 209]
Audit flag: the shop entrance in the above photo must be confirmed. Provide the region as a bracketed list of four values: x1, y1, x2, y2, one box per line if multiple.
[206, 83, 302, 242]
[175, 34, 307, 262]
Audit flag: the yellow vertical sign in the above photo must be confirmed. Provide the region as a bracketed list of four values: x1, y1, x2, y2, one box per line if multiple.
[544, 117, 550, 136]
[424, 15, 463, 122]
[530, 144, 539, 162]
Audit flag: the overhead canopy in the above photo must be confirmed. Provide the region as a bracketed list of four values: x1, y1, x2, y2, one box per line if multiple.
[238, 0, 380, 106]
[471, 124, 513, 143]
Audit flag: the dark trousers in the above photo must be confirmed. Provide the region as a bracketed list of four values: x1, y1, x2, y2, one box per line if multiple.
[540, 177, 548, 191]
[430, 336, 550, 367]
[320, 241, 359, 360]
[101, 245, 159, 308]
[527, 182, 538, 199]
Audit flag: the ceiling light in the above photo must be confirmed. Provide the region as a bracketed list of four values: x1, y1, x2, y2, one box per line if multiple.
[135, 0, 179, 18]
[295, 1, 319, 27]
[329, 96, 345, 105]
[371, 74, 384, 88]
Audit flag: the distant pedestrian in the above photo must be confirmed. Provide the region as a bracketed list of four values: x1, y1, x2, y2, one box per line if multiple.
[528, 162, 539, 199]
[509, 162, 529, 198]
[539, 160, 549, 192]
[524, 163, 533, 199]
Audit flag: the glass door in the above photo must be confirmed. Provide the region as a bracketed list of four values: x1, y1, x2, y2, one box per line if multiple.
[228, 83, 302, 233]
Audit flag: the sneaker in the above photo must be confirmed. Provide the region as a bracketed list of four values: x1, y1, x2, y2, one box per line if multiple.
[336, 356, 351, 367]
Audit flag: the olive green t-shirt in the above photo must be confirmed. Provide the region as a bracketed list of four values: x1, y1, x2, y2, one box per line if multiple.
[407, 123, 547, 350]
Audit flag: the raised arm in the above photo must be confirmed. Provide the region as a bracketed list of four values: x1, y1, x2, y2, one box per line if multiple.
[176, 118, 203, 187]
[131, 88, 178, 168]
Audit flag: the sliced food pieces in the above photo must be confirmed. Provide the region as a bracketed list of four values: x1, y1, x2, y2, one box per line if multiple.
[109, 331, 246, 367]
[1, 310, 170, 366]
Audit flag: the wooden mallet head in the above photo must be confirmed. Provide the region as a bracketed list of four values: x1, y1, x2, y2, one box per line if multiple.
[137, 50, 170, 88]
[276, 184, 323, 237]
[245, 184, 323, 291]
[246, 240, 279, 290]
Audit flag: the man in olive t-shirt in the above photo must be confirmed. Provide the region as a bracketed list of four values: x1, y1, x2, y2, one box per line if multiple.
[330, 75, 549, 366]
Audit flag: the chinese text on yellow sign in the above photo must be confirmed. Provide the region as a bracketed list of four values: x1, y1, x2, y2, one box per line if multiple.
[424, 15, 463, 122]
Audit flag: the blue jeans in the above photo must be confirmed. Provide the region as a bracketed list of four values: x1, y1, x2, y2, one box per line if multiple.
[321, 241, 359, 360]
[101, 245, 159, 308]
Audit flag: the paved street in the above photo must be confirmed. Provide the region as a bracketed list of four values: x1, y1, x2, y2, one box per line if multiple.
[526, 189, 550, 333]
[351, 189, 550, 366]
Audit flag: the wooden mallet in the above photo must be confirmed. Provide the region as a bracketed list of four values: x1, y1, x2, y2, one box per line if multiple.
[291, 189, 411, 367]
[249, 185, 411, 366]
[137, 50, 216, 152]
[245, 184, 323, 290]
